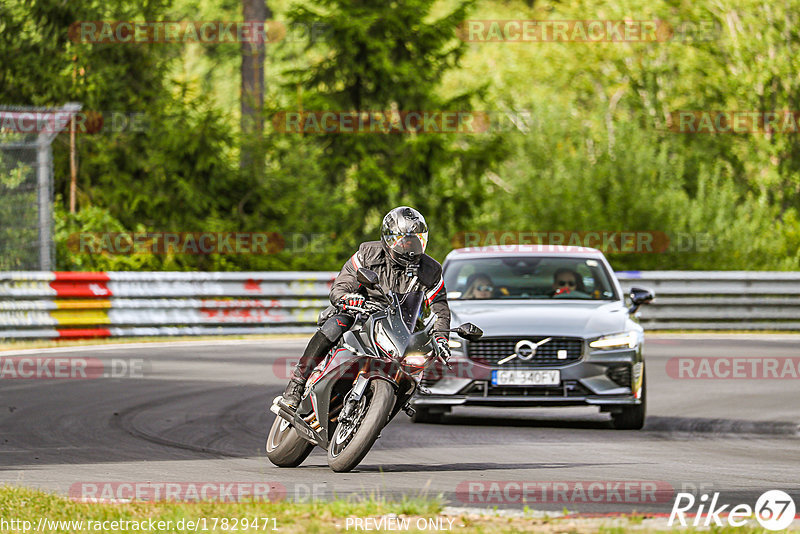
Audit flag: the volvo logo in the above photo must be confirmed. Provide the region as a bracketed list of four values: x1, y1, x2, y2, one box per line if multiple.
[514, 340, 536, 360]
[497, 337, 552, 365]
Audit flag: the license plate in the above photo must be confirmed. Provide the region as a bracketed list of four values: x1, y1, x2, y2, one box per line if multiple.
[492, 370, 560, 386]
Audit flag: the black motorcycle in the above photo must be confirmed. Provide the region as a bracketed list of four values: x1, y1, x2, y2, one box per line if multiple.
[266, 268, 482, 472]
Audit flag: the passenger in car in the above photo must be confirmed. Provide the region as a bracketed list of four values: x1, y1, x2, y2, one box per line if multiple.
[551, 268, 586, 296]
[462, 273, 495, 299]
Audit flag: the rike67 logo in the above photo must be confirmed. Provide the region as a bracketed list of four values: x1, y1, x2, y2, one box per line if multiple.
[669, 490, 796, 530]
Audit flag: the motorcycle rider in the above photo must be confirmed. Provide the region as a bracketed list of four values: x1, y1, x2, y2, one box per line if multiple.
[280, 206, 452, 409]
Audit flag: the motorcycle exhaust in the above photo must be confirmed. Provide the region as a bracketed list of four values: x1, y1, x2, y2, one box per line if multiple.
[304, 413, 322, 431]
[270, 397, 297, 424]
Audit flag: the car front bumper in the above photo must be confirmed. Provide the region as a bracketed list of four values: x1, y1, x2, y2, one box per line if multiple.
[411, 346, 643, 409]
[412, 393, 641, 408]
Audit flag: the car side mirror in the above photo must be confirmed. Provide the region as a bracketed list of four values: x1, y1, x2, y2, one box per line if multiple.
[356, 268, 380, 289]
[628, 286, 655, 314]
[451, 322, 483, 341]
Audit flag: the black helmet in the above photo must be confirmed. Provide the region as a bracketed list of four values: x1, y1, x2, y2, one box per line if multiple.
[380, 206, 429, 266]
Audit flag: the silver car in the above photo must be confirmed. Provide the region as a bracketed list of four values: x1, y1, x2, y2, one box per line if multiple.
[411, 245, 654, 429]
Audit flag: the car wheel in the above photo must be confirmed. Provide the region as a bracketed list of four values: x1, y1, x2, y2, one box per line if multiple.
[410, 408, 445, 424]
[611, 369, 646, 430]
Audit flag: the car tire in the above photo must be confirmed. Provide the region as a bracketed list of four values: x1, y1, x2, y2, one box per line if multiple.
[410, 408, 444, 424]
[611, 369, 646, 430]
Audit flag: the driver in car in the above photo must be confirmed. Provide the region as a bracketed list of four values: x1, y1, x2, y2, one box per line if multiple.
[279, 206, 452, 410]
[551, 267, 586, 297]
[462, 273, 495, 299]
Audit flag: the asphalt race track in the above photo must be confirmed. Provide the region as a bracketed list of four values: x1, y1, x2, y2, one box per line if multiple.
[1, 335, 799, 514]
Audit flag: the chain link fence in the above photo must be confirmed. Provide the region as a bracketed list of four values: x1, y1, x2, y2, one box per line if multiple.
[0, 104, 81, 270]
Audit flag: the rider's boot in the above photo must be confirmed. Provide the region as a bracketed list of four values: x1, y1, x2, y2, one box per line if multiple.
[281, 377, 306, 410]
[280, 330, 334, 410]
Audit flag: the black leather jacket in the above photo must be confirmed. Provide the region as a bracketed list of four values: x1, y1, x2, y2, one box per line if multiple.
[329, 241, 451, 338]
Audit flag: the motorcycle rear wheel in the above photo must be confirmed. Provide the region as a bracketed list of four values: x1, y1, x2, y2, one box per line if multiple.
[266, 415, 314, 467]
[327, 379, 395, 472]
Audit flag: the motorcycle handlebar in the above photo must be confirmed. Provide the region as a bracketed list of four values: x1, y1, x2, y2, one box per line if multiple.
[338, 300, 384, 315]
[338, 300, 452, 370]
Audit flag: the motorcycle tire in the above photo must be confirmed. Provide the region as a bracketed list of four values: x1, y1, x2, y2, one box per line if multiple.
[266, 415, 314, 467]
[327, 379, 395, 472]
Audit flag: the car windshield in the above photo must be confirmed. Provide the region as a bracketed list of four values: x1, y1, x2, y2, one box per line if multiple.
[444, 257, 618, 300]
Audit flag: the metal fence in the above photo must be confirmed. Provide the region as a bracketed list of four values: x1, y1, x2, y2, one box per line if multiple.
[0, 271, 333, 339]
[617, 270, 800, 330]
[0, 104, 81, 270]
[1, 270, 799, 339]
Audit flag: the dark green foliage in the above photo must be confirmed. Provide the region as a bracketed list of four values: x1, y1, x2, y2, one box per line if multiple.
[284, 0, 508, 257]
[1, 0, 799, 271]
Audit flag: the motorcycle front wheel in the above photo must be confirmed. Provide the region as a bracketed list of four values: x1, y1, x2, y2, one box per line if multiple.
[266, 415, 314, 467]
[327, 379, 395, 472]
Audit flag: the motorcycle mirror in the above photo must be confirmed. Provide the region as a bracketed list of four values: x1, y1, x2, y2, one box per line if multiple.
[452, 322, 483, 341]
[356, 268, 380, 289]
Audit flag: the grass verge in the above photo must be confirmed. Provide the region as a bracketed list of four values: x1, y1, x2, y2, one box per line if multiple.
[1, 486, 796, 533]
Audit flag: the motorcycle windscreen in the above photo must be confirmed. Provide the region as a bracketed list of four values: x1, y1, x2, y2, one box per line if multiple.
[395, 291, 425, 332]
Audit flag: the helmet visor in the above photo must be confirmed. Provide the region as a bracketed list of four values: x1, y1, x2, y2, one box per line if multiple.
[385, 231, 428, 258]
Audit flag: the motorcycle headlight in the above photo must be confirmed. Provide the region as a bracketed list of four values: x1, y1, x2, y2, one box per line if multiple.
[402, 352, 429, 368]
[374, 322, 399, 359]
[589, 331, 639, 350]
[448, 339, 462, 349]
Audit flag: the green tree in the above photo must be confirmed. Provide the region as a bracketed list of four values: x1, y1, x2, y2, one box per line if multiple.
[284, 0, 507, 259]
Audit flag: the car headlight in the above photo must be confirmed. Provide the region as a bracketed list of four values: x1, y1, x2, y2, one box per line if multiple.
[374, 322, 399, 358]
[589, 331, 639, 350]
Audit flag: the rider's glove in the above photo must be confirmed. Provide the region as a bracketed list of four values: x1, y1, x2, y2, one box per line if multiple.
[434, 335, 451, 362]
[339, 293, 365, 310]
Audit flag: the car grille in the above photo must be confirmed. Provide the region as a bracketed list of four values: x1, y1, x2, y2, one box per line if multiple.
[466, 336, 583, 367]
[485, 381, 591, 397]
[459, 380, 590, 397]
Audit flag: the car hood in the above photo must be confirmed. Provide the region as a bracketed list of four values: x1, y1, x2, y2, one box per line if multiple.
[448, 300, 631, 339]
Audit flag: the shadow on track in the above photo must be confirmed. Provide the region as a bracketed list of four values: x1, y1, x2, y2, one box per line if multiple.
[423, 413, 799, 435]
[344, 461, 634, 473]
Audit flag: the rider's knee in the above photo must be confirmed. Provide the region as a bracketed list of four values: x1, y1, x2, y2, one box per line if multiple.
[319, 314, 353, 342]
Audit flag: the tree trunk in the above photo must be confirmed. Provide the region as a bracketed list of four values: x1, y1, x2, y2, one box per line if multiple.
[240, 0, 270, 175]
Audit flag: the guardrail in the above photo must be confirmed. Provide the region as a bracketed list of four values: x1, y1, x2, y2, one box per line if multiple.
[617, 271, 800, 330]
[0, 271, 335, 339]
[1, 271, 798, 338]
